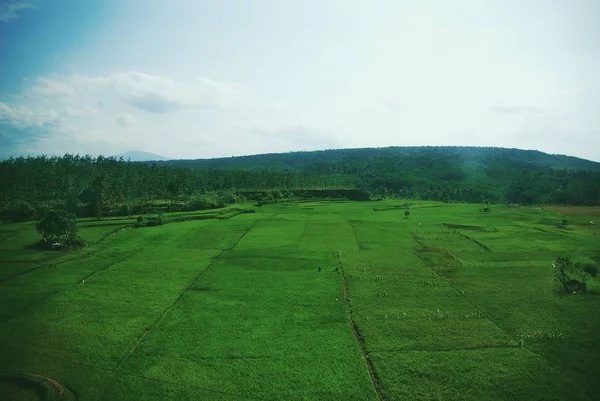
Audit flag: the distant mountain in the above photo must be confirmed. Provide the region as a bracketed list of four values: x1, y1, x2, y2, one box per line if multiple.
[119, 151, 170, 161]
[158, 146, 600, 172]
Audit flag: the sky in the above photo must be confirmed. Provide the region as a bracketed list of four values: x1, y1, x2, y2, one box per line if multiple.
[0, 0, 599, 161]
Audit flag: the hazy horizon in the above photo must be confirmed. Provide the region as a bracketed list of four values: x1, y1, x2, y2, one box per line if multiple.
[1, 1, 599, 162]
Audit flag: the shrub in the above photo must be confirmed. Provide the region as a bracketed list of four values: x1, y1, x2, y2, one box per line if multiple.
[62, 236, 87, 250]
[35, 209, 86, 250]
[8, 200, 37, 221]
[554, 257, 597, 293]
[583, 264, 598, 278]
[144, 217, 163, 226]
[65, 194, 79, 215]
[36, 210, 78, 243]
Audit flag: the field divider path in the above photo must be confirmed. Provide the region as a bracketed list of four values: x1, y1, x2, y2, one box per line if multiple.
[410, 235, 545, 360]
[0, 226, 133, 284]
[336, 249, 385, 401]
[94, 220, 260, 401]
[0, 343, 267, 401]
[348, 220, 364, 251]
[455, 230, 492, 252]
[0, 251, 140, 323]
[0, 223, 33, 244]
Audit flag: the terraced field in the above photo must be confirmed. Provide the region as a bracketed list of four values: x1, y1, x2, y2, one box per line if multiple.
[0, 202, 598, 400]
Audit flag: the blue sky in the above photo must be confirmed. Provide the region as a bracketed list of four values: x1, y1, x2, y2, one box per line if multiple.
[1, 0, 599, 161]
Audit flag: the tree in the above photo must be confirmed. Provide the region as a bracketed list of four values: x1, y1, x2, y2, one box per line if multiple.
[8, 200, 36, 221]
[404, 210, 410, 219]
[36, 210, 79, 244]
[554, 257, 597, 293]
[583, 264, 598, 283]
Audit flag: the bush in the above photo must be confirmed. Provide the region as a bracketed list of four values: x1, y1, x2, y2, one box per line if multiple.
[65, 194, 79, 215]
[554, 257, 597, 293]
[35, 209, 86, 250]
[7, 200, 37, 221]
[144, 217, 163, 226]
[36, 210, 79, 243]
[62, 236, 87, 250]
[187, 193, 225, 211]
[583, 264, 598, 278]
[134, 212, 164, 227]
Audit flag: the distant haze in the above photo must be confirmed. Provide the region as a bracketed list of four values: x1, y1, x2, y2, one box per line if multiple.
[1, 0, 599, 161]
[119, 151, 170, 162]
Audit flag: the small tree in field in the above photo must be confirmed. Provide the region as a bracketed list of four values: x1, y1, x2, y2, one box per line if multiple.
[404, 210, 410, 219]
[554, 257, 597, 293]
[36, 210, 84, 249]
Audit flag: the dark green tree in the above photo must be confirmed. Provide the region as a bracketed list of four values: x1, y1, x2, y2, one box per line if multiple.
[554, 257, 597, 293]
[8, 200, 37, 221]
[36, 210, 79, 244]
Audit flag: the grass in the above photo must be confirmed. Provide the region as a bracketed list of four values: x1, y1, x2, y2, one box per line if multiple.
[0, 201, 599, 400]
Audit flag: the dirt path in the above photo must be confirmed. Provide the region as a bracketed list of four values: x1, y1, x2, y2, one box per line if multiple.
[336, 250, 384, 401]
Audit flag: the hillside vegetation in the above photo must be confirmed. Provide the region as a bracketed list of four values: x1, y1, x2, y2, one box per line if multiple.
[160, 146, 600, 205]
[1, 147, 599, 221]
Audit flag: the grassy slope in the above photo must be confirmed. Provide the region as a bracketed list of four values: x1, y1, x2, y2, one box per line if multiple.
[0, 202, 599, 400]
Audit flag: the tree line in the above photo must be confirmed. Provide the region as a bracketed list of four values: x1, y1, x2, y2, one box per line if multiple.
[0, 154, 335, 220]
[1, 147, 599, 221]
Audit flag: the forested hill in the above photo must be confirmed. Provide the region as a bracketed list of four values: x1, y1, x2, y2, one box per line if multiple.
[1, 147, 599, 218]
[153, 146, 600, 205]
[158, 146, 600, 172]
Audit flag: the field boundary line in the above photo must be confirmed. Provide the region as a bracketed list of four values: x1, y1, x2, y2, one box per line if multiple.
[336, 249, 384, 401]
[410, 237, 545, 361]
[0, 226, 132, 284]
[373, 343, 518, 353]
[0, 223, 33, 244]
[348, 220, 364, 251]
[455, 230, 492, 252]
[0, 343, 118, 373]
[0, 344, 269, 400]
[0, 251, 140, 323]
[95, 219, 259, 400]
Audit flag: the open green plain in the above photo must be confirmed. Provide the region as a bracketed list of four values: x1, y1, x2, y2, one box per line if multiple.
[1, 201, 599, 400]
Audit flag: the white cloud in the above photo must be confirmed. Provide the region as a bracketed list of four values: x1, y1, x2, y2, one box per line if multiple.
[0, 71, 326, 158]
[363, 100, 403, 113]
[0, 0, 36, 23]
[2, 68, 599, 161]
[25, 77, 78, 99]
[0, 102, 60, 128]
[115, 113, 137, 127]
[62, 106, 99, 119]
[489, 101, 546, 115]
[22, 72, 249, 114]
[251, 124, 344, 152]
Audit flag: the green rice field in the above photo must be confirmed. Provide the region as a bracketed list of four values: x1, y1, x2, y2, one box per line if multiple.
[1, 201, 599, 400]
